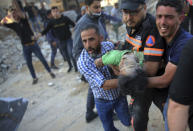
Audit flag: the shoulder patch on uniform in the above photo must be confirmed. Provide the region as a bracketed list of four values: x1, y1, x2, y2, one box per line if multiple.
[146, 35, 155, 47]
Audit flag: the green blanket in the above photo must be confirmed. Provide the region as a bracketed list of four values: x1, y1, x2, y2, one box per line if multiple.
[102, 50, 144, 67]
[102, 50, 130, 66]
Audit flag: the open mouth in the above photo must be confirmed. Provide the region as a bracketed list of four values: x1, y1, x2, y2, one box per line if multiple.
[87, 49, 94, 54]
[159, 24, 169, 33]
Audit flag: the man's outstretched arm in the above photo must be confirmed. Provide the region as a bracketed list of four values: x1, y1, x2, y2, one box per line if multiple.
[12, 0, 25, 19]
[102, 79, 118, 90]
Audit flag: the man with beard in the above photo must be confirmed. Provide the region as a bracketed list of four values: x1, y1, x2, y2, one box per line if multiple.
[0, 1, 55, 84]
[77, 23, 131, 131]
[73, 0, 121, 123]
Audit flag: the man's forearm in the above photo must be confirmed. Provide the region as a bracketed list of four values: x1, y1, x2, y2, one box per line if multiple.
[147, 76, 169, 88]
[168, 99, 189, 131]
[147, 62, 177, 88]
[13, 0, 25, 18]
[102, 79, 118, 90]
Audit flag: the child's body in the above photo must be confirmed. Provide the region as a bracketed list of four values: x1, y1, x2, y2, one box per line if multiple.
[95, 50, 139, 76]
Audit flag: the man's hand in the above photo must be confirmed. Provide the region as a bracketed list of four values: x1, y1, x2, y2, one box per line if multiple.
[94, 58, 104, 67]
[110, 65, 120, 76]
[52, 41, 57, 47]
[36, 33, 42, 39]
[118, 69, 148, 96]
[31, 33, 41, 41]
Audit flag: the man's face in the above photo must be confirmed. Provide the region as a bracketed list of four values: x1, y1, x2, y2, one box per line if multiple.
[47, 13, 52, 19]
[81, 28, 102, 55]
[81, 10, 86, 15]
[115, 4, 119, 9]
[51, 8, 60, 19]
[87, 1, 101, 16]
[122, 5, 146, 28]
[156, 6, 183, 43]
[10, 9, 19, 21]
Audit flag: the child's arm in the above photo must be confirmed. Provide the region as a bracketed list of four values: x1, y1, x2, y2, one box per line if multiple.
[94, 58, 104, 67]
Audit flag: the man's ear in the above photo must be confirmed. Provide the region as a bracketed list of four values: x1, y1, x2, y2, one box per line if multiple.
[100, 35, 104, 42]
[178, 13, 184, 24]
[86, 6, 89, 12]
[144, 4, 147, 12]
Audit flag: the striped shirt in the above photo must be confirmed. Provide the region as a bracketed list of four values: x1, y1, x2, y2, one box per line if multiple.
[77, 41, 120, 100]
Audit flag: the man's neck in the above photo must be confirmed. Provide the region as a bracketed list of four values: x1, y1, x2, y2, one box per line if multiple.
[130, 14, 147, 34]
[165, 27, 180, 44]
[54, 14, 61, 19]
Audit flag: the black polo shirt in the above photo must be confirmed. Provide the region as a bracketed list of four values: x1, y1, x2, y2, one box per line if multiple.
[169, 38, 193, 130]
[123, 13, 165, 62]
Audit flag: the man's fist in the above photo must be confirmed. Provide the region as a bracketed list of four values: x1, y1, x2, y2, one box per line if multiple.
[118, 69, 148, 96]
[52, 41, 57, 47]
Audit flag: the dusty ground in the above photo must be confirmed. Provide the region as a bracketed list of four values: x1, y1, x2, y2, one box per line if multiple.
[0, 59, 165, 131]
[0, 23, 165, 131]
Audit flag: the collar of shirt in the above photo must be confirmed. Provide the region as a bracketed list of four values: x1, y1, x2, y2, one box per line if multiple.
[168, 27, 182, 47]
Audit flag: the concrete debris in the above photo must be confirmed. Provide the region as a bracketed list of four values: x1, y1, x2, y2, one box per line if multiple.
[0, 27, 52, 84]
[48, 82, 54, 87]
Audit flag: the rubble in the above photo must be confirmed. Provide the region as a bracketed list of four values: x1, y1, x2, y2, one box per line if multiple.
[0, 27, 52, 84]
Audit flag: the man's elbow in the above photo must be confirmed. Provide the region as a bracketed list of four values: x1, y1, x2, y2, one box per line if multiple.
[159, 80, 170, 88]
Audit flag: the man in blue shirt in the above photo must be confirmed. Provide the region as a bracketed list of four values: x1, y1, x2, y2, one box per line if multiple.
[77, 23, 131, 131]
[146, 0, 193, 130]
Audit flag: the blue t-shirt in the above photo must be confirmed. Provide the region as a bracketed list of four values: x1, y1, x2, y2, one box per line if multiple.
[165, 28, 193, 65]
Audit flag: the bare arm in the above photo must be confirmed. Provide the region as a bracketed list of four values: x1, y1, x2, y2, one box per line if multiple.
[95, 58, 104, 67]
[102, 79, 118, 90]
[12, 0, 25, 19]
[168, 99, 189, 131]
[144, 61, 160, 76]
[147, 62, 177, 88]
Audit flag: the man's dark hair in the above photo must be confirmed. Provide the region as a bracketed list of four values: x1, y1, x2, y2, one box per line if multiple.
[156, 0, 183, 14]
[80, 23, 100, 35]
[51, 6, 58, 10]
[46, 10, 51, 16]
[114, 3, 118, 7]
[85, 0, 101, 6]
[8, 6, 16, 12]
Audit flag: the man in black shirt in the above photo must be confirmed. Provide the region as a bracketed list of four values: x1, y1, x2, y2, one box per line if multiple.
[0, 1, 55, 84]
[119, 0, 166, 130]
[168, 38, 193, 131]
[39, 6, 77, 72]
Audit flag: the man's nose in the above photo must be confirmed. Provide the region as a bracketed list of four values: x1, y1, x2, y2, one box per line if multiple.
[85, 41, 90, 48]
[159, 16, 166, 25]
[126, 13, 132, 21]
[97, 7, 101, 13]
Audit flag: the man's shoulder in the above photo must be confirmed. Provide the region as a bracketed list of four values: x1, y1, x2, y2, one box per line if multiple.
[176, 30, 193, 47]
[101, 41, 114, 50]
[77, 50, 93, 70]
[78, 49, 89, 62]
[77, 14, 91, 24]
[74, 15, 90, 30]
[180, 30, 193, 41]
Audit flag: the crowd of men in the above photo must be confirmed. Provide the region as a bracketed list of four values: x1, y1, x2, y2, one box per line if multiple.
[1, 0, 193, 131]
